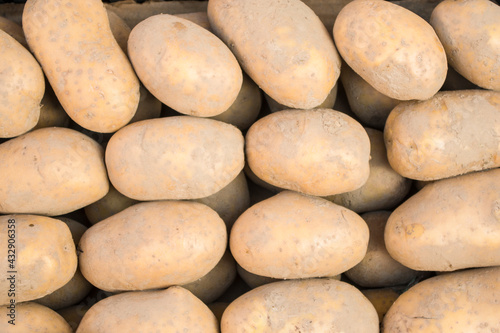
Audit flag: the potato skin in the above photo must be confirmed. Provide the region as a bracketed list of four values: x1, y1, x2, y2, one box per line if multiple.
[0, 302, 72, 332]
[384, 90, 500, 181]
[208, 0, 341, 109]
[385, 168, 500, 271]
[22, 0, 140, 133]
[333, 0, 447, 100]
[382, 267, 500, 332]
[221, 278, 379, 333]
[105, 116, 244, 200]
[79, 200, 227, 292]
[230, 191, 369, 279]
[430, 0, 500, 91]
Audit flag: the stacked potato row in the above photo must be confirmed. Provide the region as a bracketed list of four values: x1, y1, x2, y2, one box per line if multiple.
[0, 0, 499, 332]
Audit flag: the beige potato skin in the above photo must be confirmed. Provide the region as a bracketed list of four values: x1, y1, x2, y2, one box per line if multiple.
[246, 108, 370, 196]
[0, 127, 109, 216]
[0, 29, 44, 138]
[208, 0, 341, 109]
[0, 215, 77, 305]
[383, 267, 500, 332]
[431, 0, 500, 91]
[105, 116, 244, 201]
[221, 278, 379, 333]
[333, 0, 447, 100]
[231, 191, 369, 279]
[385, 168, 500, 271]
[22, 0, 140, 133]
[77, 287, 219, 333]
[79, 200, 227, 292]
[385, 90, 500, 181]
[0, 302, 72, 332]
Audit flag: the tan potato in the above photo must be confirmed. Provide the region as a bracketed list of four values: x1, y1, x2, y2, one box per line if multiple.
[106, 9, 131, 55]
[0, 215, 77, 305]
[0, 16, 27, 47]
[246, 108, 370, 196]
[83, 184, 138, 225]
[57, 304, 90, 332]
[208, 302, 230, 324]
[1, 302, 72, 332]
[0, 127, 109, 216]
[176, 11, 212, 30]
[23, 0, 140, 133]
[264, 83, 338, 113]
[383, 267, 500, 332]
[221, 278, 379, 333]
[208, 0, 341, 109]
[79, 200, 227, 292]
[105, 116, 244, 201]
[384, 90, 500, 181]
[231, 191, 369, 279]
[333, 0, 447, 100]
[361, 288, 400, 323]
[128, 14, 242, 117]
[55, 217, 88, 246]
[385, 168, 500, 271]
[430, 0, 500, 91]
[32, 84, 70, 130]
[127, 84, 162, 124]
[77, 287, 218, 332]
[0, 29, 44, 138]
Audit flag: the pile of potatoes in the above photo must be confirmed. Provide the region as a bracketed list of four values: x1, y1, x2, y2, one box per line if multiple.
[1, 0, 499, 331]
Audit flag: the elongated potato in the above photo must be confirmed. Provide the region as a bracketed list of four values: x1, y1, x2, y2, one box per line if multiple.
[79, 200, 227, 292]
[0, 302, 72, 332]
[22, 0, 140, 133]
[208, 0, 341, 109]
[105, 116, 244, 201]
[385, 168, 500, 271]
[246, 108, 370, 196]
[0, 215, 77, 305]
[385, 90, 500, 181]
[221, 278, 379, 333]
[333, 0, 447, 100]
[0, 29, 44, 138]
[383, 267, 500, 332]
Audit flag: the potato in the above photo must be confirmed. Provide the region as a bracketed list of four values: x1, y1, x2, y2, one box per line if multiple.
[236, 264, 283, 289]
[430, 0, 500, 91]
[208, 302, 230, 324]
[264, 83, 338, 113]
[32, 84, 70, 130]
[77, 286, 218, 333]
[221, 278, 379, 333]
[127, 84, 162, 124]
[385, 168, 500, 271]
[79, 200, 227, 292]
[0, 127, 109, 216]
[231, 191, 369, 279]
[57, 304, 90, 332]
[0, 29, 44, 138]
[246, 108, 370, 196]
[0, 215, 77, 305]
[176, 11, 212, 31]
[361, 288, 400, 323]
[128, 14, 242, 117]
[345, 211, 423, 288]
[22, 0, 140, 133]
[106, 9, 131, 55]
[333, 0, 447, 100]
[208, 0, 341, 109]
[382, 267, 500, 332]
[83, 184, 138, 225]
[105, 116, 244, 201]
[325, 128, 412, 213]
[0, 302, 72, 332]
[384, 90, 500, 181]
[0, 15, 27, 47]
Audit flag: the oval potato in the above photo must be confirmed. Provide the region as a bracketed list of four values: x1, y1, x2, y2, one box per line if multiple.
[0, 302, 72, 332]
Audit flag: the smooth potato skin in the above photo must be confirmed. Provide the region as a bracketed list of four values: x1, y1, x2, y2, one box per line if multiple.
[0, 302, 72, 333]
[22, 0, 140, 133]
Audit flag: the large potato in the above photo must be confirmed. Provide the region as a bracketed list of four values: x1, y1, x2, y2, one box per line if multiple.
[105, 116, 244, 200]
[0, 127, 108, 216]
[22, 0, 140, 133]
[0, 302, 72, 332]
[385, 168, 500, 271]
[333, 0, 447, 100]
[385, 90, 500, 181]
[79, 200, 227, 292]
[208, 0, 341, 109]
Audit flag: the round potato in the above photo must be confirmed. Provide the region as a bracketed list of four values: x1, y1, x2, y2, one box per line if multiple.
[1, 302, 72, 332]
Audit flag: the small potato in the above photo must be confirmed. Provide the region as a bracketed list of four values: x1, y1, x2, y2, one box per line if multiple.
[79, 200, 227, 292]
[246, 108, 370, 196]
[0, 127, 109, 216]
[77, 287, 218, 333]
[83, 184, 139, 225]
[106, 9, 131, 55]
[230, 191, 369, 279]
[431, 0, 500, 91]
[0, 302, 72, 332]
[383, 267, 500, 332]
[384, 90, 500, 181]
[361, 288, 400, 323]
[385, 168, 500, 271]
[0, 215, 77, 305]
[221, 278, 379, 333]
[32, 84, 70, 130]
[333, 0, 447, 100]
